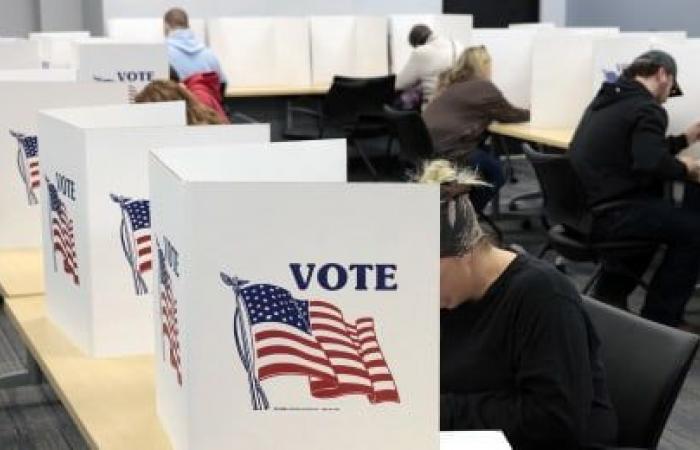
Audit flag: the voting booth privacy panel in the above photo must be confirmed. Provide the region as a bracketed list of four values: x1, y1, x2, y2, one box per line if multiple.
[28, 32, 90, 69]
[74, 40, 169, 100]
[0, 70, 76, 81]
[38, 102, 271, 357]
[208, 17, 311, 88]
[150, 143, 439, 450]
[107, 18, 207, 44]
[390, 14, 472, 73]
[0, 40, 41, 70]
[310, 16, 389, 86]
[0, 83, 127, 251]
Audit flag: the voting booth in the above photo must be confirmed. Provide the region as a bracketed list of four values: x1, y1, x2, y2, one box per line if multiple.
[390, 14, 472, 72]
[29, 32, 89, 69]
[74, 40, 168, 99]
[38, 102, 271, 357]
[0, 69, 76, 81]
[0, 82, 127, 251]
[208, 17, 311, 88]
[471, 28, 537, 108]
[149, 143, 439, 450]
[310, 16, 389, 85]
[107, 18, 207, 43]
[0, 39, 41, 70]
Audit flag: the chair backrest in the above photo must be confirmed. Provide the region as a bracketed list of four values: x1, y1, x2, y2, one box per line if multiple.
[522, 144, 592, 234]
[583, 296, 699, 448]
[322, 75, 396, 128]
[382, 105, 434, 165]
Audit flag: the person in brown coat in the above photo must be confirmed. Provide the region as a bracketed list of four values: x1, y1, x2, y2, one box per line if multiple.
[423, 45, 529, 211]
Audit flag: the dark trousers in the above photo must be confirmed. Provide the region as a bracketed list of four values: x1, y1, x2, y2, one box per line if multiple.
[591, 184, 700, 326]
[466, 147, 505, 212]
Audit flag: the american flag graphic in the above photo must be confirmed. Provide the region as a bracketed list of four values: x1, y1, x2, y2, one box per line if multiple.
[46, 178, 79, 286]
[158, 241, 182, 386]
[110, 195, 152, 295]
[10, 131, 40, 205]
[221, 274, 400, 410]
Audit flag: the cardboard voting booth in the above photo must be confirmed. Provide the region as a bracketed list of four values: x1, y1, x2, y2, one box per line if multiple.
[508, 23, 555, 30]
[107, 18, 207, 43]
[0, 70, 76, 81]
[471, 28, 537, 108]
[0, 82, 127, 251]
[440, 431, 512, 450]
[310, 16, 389, 85]
[38, 102, 271, 357]
[208, 17, 311, 88]
[29, 32, 89, 69]
[74, 40, 168, 100]
[149, 141, 438, 450]
[390, 14, 472, 72]
[0, 39, 41, 70]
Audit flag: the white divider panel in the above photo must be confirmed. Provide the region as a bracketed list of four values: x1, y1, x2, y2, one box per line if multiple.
[75, 40, 168, 99]
[440, 431, 512, 450]
[390, 14, 472, 72]
[471, 28, 537, 109]
[38, 101, 271, 357]
[622, 31, 687, 42]
[107, 18, 207, 43]
[29, 32, 89, 69]
[0, 82, 127, 251]
[310, 16, 389, 85]
[208, 17, 311, 88]
[508, 22, 555, 30]
[149, 142, 438, 450]
[0, 70, 76, 81]
[0, 39, 41, 70]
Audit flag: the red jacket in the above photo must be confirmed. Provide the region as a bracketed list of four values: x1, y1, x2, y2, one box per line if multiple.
[183, 71, 229, 123]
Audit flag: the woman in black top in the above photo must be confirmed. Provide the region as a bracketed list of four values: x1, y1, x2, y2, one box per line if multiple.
[419, 160, 617, 450]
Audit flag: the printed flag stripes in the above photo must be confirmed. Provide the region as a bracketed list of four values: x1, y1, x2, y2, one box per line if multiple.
[46, 178, 79, 285]
[158, 243, 182, 386]
[10, 131, 40, 205]
[110, 195, 152, 295]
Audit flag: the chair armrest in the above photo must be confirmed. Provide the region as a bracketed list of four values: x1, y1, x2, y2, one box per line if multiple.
[288, 106, 321, 118]
[590, 199, 647, 216]
[230, 112, 259, 124]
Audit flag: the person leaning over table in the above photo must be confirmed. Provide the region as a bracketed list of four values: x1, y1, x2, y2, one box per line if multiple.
[135, 80, 229, 125]
[422, 45, 529, 213]
[568, 50, 700, 330]
[420, 160, 617, 450]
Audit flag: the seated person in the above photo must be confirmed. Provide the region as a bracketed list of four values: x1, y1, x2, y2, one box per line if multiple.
[135, 80, 228, 125]
[170, 67, 229, 124]
[395, 24, 458, 110]
[164, 8, 227, 91]
[420, 160, 617, 450]
[423, 46, 529, 212]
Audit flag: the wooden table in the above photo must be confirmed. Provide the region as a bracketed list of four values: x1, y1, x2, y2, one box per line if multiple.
[0, 249, 44, 298]
[226, 84, 329, 98]
[4, 296, 171, 450]
[488, 122, 574, 150]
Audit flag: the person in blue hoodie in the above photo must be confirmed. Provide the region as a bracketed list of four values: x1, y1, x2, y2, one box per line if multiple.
[163, 8, 227, 87]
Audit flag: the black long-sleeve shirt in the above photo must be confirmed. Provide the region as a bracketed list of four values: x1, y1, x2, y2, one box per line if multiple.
[440, 255, 617, 450]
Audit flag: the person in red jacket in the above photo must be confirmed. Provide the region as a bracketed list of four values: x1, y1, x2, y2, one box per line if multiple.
[182, 71, 230, 124]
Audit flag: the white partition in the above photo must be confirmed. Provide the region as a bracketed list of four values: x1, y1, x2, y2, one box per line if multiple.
[107, 18, 207, 43]
[622, 31, 687, 42]
[0, 83, 127, 251]
[208, 17, 311, 88]
[150, 142, 438, 450]
[509, 22, 555, 30]
[471, 28, 537, 108]
[38, 101, 271, 357]
[390, 14, 472, 72]
[75, 40, 168, 99]
[310, 16, 389, 85]
[0, 69, 76, 81]
[0, 39, 41, 70]
[29, 32, 89, 69]
[441, 431, 512, 450]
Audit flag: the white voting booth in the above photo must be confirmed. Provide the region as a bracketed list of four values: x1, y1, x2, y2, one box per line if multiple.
[28, 32, 89, 69]
[0, 82, 127, 251]
[310, 16, 389, 85]
[74, 40, 168, 99]
[440, 431, 512, 450]
[471, 28, 537, 109]
[0, 39, 41, 70]
[107, 18, 207, 43]
[390, 14, 472, 73]
[149, 142, 438, 450]
[208, 17, 311, 88]
[38, 102, 271, 357]
[0, 70, 76, 81]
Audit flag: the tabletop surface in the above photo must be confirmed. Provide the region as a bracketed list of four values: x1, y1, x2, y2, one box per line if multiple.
[225, 84, 329, 97]
[0, 249, 44, 298]
[488, 122, 574, 150]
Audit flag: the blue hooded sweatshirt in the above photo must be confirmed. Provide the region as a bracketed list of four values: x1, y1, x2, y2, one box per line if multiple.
[167, 29, 227, 83]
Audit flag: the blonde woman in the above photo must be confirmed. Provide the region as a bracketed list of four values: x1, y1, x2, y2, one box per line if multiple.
[421, 160, 617, 450]
[423, 46, 529, 212]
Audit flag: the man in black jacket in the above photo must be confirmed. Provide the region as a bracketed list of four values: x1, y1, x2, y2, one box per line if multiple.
[569, 50, 700, 328]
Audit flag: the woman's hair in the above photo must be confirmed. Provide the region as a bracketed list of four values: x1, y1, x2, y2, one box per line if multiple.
[417, 160, 488, 257]
[437, 45, 491, 93]
[134, 80, 225, 126]
[408, 24, 432, 47]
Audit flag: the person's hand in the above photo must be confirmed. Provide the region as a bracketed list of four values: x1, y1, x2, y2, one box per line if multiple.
[684, 121, 700, 145]
[678, 155, 700, 182]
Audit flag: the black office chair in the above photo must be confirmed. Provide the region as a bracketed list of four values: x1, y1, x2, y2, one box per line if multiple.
[284, 75, 396, 178]
[522, 144, 656, 293]
[583, 296, 699, 449]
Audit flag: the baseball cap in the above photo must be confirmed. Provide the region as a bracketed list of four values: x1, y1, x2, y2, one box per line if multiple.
[632, 50, 683, 97]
